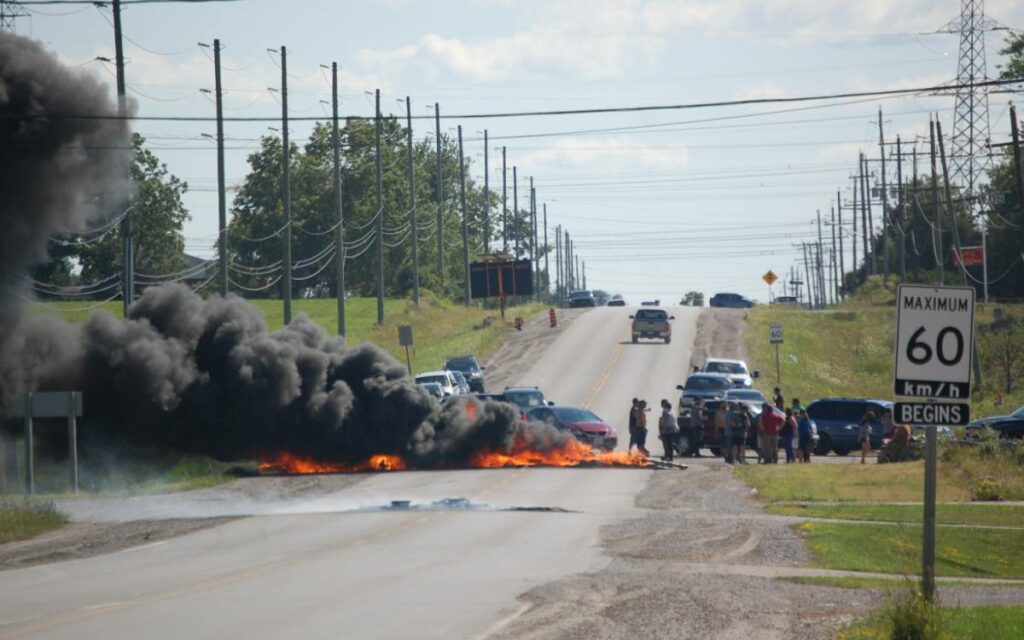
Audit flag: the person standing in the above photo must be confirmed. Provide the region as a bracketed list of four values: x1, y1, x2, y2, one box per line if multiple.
[858, 411, 875, 464]
[658, 399, 678, 462]
[780, 408, 797, 463]
[773, 387, 785, 409]
[732, 403, 751, 464]
[797, 409, 814, 463]
[714, 402, 729, 461]
[723, 402, 735, 464]
[689, 398, 706, 457]
[628, 398, 649, 456]
[759, 402, 782, 463]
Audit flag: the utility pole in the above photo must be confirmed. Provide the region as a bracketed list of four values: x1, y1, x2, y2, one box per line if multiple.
[280, 46, 292, 325]
[817, 210, 825, 306]
[543, 204, 549, 303]
[582, 261, 587, 290]
[913, 145, 922, 282]
[801, 244, 813, 308]
[482, 130, 489, 253]
[830, 206, 838, 303]
[406, 97, 418, 307]
[113, 0, 133, 316]
[501, 147, 507, 252]
[333, 65, 346, 335]
[375, 89, 384, 326]
[565, 231, 572, 293]
[457, 125, 470, 304]
[896, 135, 906, 281]
[878, 108, 890, 284]
[937, 117, 983, 388]
[837, 190, 845, 298]
[930, 119, 943, 284]
[851, 175, 858, 273]
[512, 166, 519, 257]
[1012, 105, 1024, 228]
[530, 179, 538, 301]
[555, 224, 562, 305]
[214, 39, 227, 297]
[434, 103, 444, 287]
[860, 152, 873, 275]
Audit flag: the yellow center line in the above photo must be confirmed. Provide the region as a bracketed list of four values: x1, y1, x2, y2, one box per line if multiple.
[581, 329, 629, 409]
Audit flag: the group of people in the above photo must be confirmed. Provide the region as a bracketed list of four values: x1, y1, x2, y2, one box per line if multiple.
[627, 387, 815, 464]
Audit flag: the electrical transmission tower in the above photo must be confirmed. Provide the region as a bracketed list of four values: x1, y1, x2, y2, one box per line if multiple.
[935, 0, 1006, 194]
[1, 1, 28, 31]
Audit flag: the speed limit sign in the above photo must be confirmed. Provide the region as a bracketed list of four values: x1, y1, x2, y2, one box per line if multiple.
[894, 284, 974, 399]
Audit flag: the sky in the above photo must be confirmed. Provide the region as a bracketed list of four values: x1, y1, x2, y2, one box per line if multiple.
[14, 0, 1024, 304]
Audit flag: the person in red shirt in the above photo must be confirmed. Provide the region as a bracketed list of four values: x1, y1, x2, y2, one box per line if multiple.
[759, 402, 783, 464]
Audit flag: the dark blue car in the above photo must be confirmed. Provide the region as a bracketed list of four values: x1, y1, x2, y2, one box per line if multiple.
[709, 293, 755, 308]
[805, 398, 892, 456]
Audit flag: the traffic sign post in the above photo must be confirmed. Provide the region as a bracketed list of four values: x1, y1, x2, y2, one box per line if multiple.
[398, 325, 414, 374]
[893, 284, 975, 602]
[769, 323, 783, 385]
[763, 270, 778, 301]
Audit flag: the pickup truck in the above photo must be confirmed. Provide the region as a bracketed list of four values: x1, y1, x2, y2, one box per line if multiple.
[630, 308, 674, 344]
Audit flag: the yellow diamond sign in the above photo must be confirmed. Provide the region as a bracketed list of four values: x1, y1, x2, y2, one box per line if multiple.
[763, 270, 778, 286]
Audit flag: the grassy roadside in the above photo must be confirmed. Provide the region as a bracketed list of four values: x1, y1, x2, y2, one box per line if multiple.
[765, 502, 1024, 527]
[743, 277, 1024, 418]
[735, 462, 971, 502]
[34, 294, 542, 376]
[0, 499, 67, 543]
[840, 604, 1024, 640]
[780, 576, 1024, 590]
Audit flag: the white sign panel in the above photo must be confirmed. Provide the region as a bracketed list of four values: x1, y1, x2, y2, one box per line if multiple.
[894, 284, 974, 399]
[769, 323, 784, 345]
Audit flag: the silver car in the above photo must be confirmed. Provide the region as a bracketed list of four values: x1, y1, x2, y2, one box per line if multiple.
[414, 370, 458, 398]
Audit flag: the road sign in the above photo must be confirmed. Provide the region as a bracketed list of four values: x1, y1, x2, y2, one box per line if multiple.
[894, 401, 971, 426]
[894, 284, 975, 399]
[763, 270, 778, 286]
[398, 325, 414, 346]
[950, 246, 983, 267]
[769, 323, 784, 344]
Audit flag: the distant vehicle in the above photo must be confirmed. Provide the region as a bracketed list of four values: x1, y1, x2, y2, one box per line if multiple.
[630, 308, 674, 344]
[569, 290, 597, 308]
[502, 386, 554, 419]
[527, 405, 618, 451]
[682, 400, 813, 457]
[772, 295, 800, 306]
[606, 297, 626, 307]
[701, 358, 758, 388]
[640, 300, 660, 306]
[448, 370, 471, 395]
[414, 370, 459, 398]
[722, 388, 767, 407]
[419, 381, 445, 401]
[676, 373, 733, 410]
[966, 404, 1024, 440]
[709, 293, 755, 309]
[443, 355, 486, 392]
[805, 398, 892, 456]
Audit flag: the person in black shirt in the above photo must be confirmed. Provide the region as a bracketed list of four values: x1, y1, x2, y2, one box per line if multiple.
[773, 387, 785, 409]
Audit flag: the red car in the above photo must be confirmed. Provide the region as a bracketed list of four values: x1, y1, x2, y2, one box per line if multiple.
[526, 406, 619, 451]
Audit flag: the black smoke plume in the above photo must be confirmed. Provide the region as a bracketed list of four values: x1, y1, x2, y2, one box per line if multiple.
[0, 34, 567, 468]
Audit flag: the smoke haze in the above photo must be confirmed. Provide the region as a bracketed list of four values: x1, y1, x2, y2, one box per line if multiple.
[0, 34, 567, 468]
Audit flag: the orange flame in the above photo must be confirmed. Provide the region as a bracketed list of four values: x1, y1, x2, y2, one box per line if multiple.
[470, 438, 650, 469]
[259, 452, 407, 474]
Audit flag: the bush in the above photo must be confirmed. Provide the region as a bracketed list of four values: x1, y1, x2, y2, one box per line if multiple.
[972, 477, 1005, 502]
[880, 586, 945, 640]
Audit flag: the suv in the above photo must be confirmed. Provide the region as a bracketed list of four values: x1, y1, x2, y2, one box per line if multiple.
[414, 371, 459, 398]
[701, 358, 758, 388]
[569, 290, 597, 308]
[805, 398, 891, 456]
[710, 293, 754, 308]
[676, 373, 733, 410]
[630, 308, 674, 344]
[443, 355, 486, 393]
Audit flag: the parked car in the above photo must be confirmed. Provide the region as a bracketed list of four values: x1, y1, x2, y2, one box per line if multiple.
[772, 295, 800, 306]
[805, 398, 892, 456]
[607, 297, 626, 307]
[414, 370, 459, 398]
[701, 358, 758, 388]
[640, 300, 661, 306]
[569, 290, 597, 308]
[722, 388, 767, 407]
[966, 404, 1024, 440]
[630, 308, 674, 344]
[682, 400, 812, 457]
[502, 386, 554, 418]
[709, 292, 755, 308]
[527, 405, 618, 451]
[676, 373, 733, 410]
[443, 355, 486, 392]
[419, 381, 446, 401]
[448, 370, 471, 395]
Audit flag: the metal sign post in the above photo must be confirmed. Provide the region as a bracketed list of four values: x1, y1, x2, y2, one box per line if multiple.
[398, 325, 414, 374]
[769, 323, 784, 385]
[893, 284, 975, 601]
[763, 270, 778, 302]
[15, 391, 84, 494]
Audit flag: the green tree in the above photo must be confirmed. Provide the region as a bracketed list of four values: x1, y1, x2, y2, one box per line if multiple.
[77, 133, 189, 286]
[997, 32, 1024, 81]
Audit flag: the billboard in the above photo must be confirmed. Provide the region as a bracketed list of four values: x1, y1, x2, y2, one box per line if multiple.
[469, 259, 533, 299]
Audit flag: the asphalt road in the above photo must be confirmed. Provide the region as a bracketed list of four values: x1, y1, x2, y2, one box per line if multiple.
[0, 306, 699, 640]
